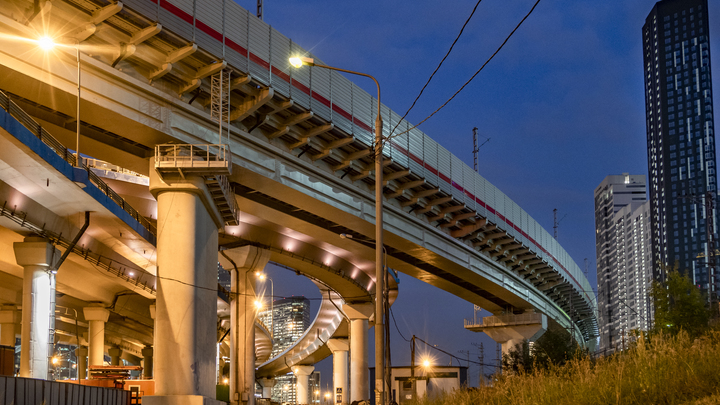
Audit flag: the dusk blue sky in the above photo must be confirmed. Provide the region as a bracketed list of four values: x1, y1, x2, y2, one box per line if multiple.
[238, 0, 720, 390]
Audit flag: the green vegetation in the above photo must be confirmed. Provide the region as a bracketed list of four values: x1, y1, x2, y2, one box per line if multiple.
[409, 330, 720, 405]
[410, 275, 719, 405]
[651, 269, 712, 337]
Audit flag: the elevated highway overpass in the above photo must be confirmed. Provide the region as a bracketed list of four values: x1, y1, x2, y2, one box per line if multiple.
[0, 0, 597, 403]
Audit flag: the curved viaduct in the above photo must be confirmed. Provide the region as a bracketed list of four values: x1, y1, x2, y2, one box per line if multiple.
[0, 0, 598, 402]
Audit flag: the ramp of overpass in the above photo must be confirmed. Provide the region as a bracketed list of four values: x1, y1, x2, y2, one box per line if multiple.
[0, 0, 597, 350]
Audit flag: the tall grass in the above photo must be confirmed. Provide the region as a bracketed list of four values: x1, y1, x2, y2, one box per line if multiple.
[412, 331, 720, 405]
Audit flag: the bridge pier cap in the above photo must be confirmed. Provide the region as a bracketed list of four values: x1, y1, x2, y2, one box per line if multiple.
[466, 312, 548, 358]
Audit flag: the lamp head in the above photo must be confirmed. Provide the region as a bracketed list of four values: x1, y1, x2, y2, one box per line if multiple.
[289, 57, 314, 68]
[38, 36, 56, 51]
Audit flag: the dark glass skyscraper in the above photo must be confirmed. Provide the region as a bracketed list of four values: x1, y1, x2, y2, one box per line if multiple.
[643, 0, 716, 291]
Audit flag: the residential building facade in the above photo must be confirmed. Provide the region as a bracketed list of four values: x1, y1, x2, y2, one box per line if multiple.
[643, 0, 717, 291]
[594, 174, 648, 352]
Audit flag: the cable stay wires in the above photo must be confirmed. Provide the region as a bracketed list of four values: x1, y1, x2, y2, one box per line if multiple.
[382, 0, 543, 149]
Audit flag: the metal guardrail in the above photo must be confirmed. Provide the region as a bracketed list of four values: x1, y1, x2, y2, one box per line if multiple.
[155, 143, 231, 171]
[464, 313, 543, 328]
[0, 202, 156, 294]
[83, 157, 147, 178]
[0, 89, 157, 237]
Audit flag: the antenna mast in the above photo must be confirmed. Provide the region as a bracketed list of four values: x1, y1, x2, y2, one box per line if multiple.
[257, 0, 263, 20]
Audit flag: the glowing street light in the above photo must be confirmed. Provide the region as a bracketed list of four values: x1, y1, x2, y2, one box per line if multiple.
[290, 55, 386, 405]
[256, 272, 274, 336]
[36, 35, 83, 167]
[38, 36, 55, 51]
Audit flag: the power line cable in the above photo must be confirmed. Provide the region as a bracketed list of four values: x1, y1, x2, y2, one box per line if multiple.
[383, 0, 542, 146]
[389, 306, 411, 342]
[388, 0, 484, 138]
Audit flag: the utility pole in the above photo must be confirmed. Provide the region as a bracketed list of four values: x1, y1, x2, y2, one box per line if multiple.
[472, 127, 479, 173]
[471, 342, 484, 387]
[584, 258, 589, 277]
[553, 209, 567, 240]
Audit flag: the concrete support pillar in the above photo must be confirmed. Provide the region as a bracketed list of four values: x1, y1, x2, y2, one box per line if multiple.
[327, 339, 349, 405]
[344, 304, 373, 402]
[501, 339, 524, 358]
[142, 345, 153, 379]
[292, 365, 314, 405]
[467, 313, 548, 372]
[257, 378, 275, 399]
[218, 246, 271, 405]
[75, 347, 88, 380]
[83, 306, 110, 371]
[0, 306, 19, 347]
[109, 347, 122, 366]
[14, 237, 55, 379]
[146, 169, 224, 405]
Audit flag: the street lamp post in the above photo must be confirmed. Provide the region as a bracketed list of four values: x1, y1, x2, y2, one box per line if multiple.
[38, 37, 82, 166]
[290, 56, 386, 405]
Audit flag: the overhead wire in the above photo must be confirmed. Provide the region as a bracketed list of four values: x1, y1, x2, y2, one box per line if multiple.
[382, 0, 543, 148]
[388, 0, 484, 138]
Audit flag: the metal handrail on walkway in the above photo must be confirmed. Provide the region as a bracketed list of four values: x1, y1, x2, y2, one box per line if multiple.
[464, 312, 543, 328]
[0, 89, 157, 237]
[155, 144, 232, 171]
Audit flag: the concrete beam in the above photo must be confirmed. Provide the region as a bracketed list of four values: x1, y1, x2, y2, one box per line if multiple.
[90, 2, 123, 24]
[166, 44, 198, 64]
[130, 24, 162, 45]
[288, 123, 334, 149]
[414, 196, 453, 215]
[195, 61, 227, 80]
[400, 187, 440, 207]
[427, 204, 465, 222]
[230, 87, 274, 122]
[311, 137, 354, 161]
[332, 149, 372, 171]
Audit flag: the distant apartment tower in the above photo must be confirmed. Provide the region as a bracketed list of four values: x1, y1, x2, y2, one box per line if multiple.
[594, 174, 648, 352]
[257, 296, 312, 404]
[613, 201, 654, 344]
[643, 0, 717, 288]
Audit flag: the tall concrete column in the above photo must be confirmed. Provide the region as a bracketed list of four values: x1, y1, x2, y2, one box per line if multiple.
[109, 347, 122, 366]
[344, 304, 373, 402]
[327, 339, 349, 405]
[0, 305, 19, 347]
[142, 345, 153, 379]
[83, 306, 110, 372]
[14, 237, 55, 379]
[293, 365, 314, 405]
[75, 347, 88, 380]
[218, 246, 270, 405]
[147, 168, 224, 405]
[257, 378, 275, 399]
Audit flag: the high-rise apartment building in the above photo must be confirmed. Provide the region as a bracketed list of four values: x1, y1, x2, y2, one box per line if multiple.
[613, 201, 654, 342]
[643, 0, 717, 290]
[594, 174, 648, 352]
